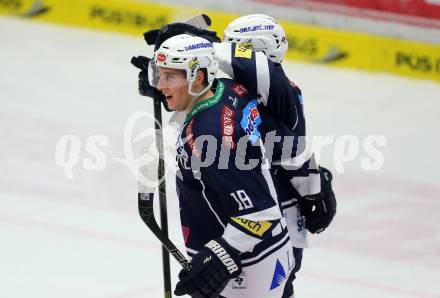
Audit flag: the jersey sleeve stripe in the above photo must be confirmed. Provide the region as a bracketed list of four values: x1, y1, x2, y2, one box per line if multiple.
[255, 51, 270, 105]
[199, 177, 227, 228]
[223, 223, 262, 253]
[240, 229, 289, 266]
[281, 198, 298, 207]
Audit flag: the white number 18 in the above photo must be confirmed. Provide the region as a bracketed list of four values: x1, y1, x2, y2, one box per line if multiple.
[230, 190, 254, 211]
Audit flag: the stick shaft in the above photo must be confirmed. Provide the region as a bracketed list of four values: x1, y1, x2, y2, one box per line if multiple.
[152, 96, 172, 297]
[138, 13, 211, 297]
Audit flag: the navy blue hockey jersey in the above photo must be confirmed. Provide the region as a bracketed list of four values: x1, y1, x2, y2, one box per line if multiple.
[176, 78, 303, 265]
[214, 42, 321, 208]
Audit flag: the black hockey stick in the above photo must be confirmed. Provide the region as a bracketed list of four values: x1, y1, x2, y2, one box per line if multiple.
[137, 101, 187, 298]
[137, 14, 211, 298]
[138, 192, 191, 272]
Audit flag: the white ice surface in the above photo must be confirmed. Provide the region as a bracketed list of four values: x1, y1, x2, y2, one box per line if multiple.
[1, 17, 439, 298]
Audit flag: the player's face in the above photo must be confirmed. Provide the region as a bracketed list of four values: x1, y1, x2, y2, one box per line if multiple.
[157, 68, 191, 111]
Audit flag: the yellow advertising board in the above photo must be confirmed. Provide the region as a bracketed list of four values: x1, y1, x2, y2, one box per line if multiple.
[1, 0, 439, 82]
[373, 37, 440, 81]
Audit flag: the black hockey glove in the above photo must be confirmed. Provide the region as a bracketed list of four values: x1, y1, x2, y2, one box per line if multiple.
[299, 167, 337, 234]
[144, 23, 221, 51]
[130, 55, 172, 111]
[174, 238, 242, 298]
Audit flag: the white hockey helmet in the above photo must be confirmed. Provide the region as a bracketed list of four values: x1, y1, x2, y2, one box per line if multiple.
[151, 34, 219, 97]
[224, 14, 288, 63]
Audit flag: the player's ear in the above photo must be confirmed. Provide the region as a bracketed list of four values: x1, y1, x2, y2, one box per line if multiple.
[194, 69, 207, 90]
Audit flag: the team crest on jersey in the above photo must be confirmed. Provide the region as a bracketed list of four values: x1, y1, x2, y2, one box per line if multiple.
[222, 106, 236, 150]
[240, 100, 261, 144]
[231, 83, 248, 97]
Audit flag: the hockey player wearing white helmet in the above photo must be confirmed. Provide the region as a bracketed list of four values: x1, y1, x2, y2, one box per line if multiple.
[222, 14, 337, 298]
[148, 34, 219, 111]
[132, 19, 336, 298]
[136, 33, 307, 298]
[223, 14, 288, 64]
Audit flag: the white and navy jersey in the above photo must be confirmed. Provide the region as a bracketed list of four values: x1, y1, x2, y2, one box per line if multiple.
[176, 78, 305, 265]
[214, 42, 321, 208]
[214, 42, 305, 134]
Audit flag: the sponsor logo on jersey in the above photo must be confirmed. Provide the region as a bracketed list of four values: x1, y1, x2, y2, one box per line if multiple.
[239, 24, 275, 33]
[205, 240, 240, 275]
[270, 259, 286, 290]
[240, 100, 261, 144]
[232, 272, 247, 289]
[234, 43, 252, 59]
[230, 217, 273, 237]
[297, 213, 306, 232]
[231, 83, 247, 97]
[222, 106, 236, 150]
[228, 95, 239, 108]
[185, 119, 200, 158]
[182, 225, 190, 244]
[184, 42, 213, 51]
[157, 53, 166, 62]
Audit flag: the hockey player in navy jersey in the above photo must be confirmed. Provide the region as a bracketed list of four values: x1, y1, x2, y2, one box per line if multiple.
[142, 33, 306, 297]
[219, 14, 334, 297]
[216, 14, 337, 297]
[132, 18, 336, 297]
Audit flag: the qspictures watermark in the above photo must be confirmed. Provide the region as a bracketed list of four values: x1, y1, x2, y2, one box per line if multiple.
[54, 111, 387, 185]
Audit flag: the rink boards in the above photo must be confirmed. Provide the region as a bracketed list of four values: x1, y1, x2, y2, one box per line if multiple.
[1, 0, 440, 82]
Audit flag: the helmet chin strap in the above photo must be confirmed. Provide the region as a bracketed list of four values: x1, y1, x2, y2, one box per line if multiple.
[188, 80, 212, 97]
[185, 79, 213, 112]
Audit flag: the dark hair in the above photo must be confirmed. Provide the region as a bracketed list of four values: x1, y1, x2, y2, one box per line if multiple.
[201, 68, 209, 86]
[182, 69, 209, 87]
